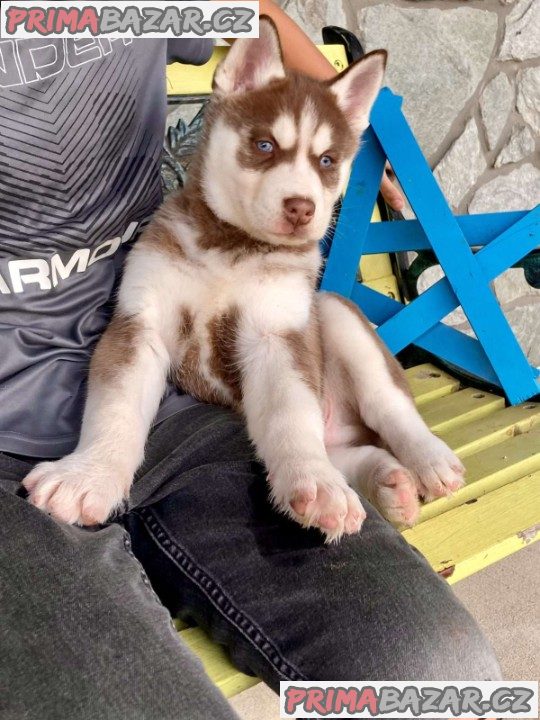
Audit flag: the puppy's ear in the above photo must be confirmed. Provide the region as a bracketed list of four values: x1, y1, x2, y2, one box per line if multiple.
[328, 50, 387, 136]
[213, 16, 285, 96]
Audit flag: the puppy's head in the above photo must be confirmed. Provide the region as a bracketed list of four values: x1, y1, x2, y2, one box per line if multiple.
[201, 17, 386, 246]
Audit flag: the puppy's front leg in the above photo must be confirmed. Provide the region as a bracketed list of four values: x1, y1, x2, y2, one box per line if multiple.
[23, 314, 169, 525]
[238, 324, 365, 542]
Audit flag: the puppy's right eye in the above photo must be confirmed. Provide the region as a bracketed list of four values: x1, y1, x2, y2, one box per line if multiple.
[256, 140, 274, 153]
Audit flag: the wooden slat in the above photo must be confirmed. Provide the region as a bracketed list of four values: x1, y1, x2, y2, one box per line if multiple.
[180, 627, 260, 697]
[362, 274, 401, 301]
[359, 201, 394, 283]
[167, 44, 348, 96]
[419, 388, 504, 433]
[403, 471, 540, 584]
[418, 425, 540, 523]
[405, 363, 461, 405]
[360, 254, 393, 281]
[440, 401, 540, 458]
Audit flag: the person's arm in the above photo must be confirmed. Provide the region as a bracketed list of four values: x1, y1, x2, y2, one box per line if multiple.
[253, 0, 404, 211]
[258, 0, 336, 80]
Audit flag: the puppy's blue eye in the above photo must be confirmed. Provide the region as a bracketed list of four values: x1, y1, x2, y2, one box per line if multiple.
[320, 155, 333, 168]
[257, 140, 274, 153]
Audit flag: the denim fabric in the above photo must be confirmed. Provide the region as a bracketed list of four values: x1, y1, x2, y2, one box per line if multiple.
[1, 404, 501, 719]
[0, 452, 238, 720]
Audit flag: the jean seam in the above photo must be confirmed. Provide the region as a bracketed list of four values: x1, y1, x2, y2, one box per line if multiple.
[136, 506, 308, 683]
[119, 527, 180, 635]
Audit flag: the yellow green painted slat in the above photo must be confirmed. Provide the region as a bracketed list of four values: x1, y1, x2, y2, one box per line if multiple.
[359, 205, 393, 283]
[418, 424, 540, 523]
[462, 425, 540, 487]
[419, 388, 504, 434]
[362, 274, 401, 301]
[403, 471, 540, 584]
[180, 627, 260, 697]
[440, 402, 540, 459]
[166, 44, 348, 96]
[360, 254, 393, 281]
[405, 363, 461, 405]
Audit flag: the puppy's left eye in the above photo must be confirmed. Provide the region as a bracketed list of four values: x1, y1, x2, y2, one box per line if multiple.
[320, 155, 333, 168]
[256, 140, 274, 153]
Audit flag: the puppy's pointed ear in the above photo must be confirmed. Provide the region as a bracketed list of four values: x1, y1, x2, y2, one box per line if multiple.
[213, 17, 285, 96]
[328, 50, 387, 136]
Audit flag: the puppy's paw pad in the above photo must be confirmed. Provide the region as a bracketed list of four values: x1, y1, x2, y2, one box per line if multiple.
[299, 479, 349, 540]
[290, 485, 317, 516]
[23, 456, 129, 526]
[342, 488, 367, 535]
[402, 436, 466, 502]
[271, 461, 365, 542]
[375, 467, 419, 527]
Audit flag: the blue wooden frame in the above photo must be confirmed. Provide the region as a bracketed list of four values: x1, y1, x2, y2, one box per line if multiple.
[321, 88, 540, 405]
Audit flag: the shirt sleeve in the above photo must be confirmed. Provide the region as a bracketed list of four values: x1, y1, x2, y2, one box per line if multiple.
[167, 39, 214, 65]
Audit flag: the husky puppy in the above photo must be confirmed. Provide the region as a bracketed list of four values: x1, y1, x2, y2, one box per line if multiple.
[24, 19, 465, 542]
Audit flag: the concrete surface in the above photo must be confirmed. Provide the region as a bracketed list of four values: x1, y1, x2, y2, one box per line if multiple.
[229, 542, 540, 720]
[454, 541, 540, 682]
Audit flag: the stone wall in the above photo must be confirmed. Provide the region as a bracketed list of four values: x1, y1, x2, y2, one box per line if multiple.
[279, 0, 540, 366]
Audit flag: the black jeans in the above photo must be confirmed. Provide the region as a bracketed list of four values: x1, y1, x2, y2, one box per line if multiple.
[1, 405, 501, 720]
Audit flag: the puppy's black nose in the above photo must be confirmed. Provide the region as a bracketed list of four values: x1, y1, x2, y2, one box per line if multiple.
[283, 197, 315, 227]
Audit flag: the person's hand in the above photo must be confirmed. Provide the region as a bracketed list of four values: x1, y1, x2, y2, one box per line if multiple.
[380, 163, 404, 212]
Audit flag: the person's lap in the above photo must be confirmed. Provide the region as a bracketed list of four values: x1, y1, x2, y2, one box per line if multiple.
[125, 404, 501, 685]
[0, 403, 501, 719]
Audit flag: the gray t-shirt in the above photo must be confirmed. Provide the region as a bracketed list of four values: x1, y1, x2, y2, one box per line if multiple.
[0, 38, 212, 457]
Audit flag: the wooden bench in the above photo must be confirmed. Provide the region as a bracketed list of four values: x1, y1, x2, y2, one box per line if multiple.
[166, 47, 540, 699]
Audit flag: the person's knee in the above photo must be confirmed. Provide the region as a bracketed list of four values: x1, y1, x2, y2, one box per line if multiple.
[315, 596, 502, 682]
[389, 609, 502, 681]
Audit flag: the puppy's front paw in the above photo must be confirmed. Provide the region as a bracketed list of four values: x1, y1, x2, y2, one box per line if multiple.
[270, 460, 366, 543]
[23, 454, 131, 526]
[399, 434, 465, 502]
[371, 464, 420, 527]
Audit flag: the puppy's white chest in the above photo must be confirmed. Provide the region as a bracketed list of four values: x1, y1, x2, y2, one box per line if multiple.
[209, 261, 313, 333]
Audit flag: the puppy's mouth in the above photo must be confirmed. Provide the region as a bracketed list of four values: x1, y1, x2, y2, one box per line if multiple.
[272, 220, 314, 241]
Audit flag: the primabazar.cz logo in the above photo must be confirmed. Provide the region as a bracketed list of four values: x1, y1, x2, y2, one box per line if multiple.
[0, 1, 259, 39]
[280, 681, 539, 719]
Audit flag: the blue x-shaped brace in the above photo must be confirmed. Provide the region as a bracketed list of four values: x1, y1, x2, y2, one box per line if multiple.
[321, 88, 540, 405]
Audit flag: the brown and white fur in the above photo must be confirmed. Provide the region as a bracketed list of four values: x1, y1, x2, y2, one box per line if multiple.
[23, 20, 465, 542]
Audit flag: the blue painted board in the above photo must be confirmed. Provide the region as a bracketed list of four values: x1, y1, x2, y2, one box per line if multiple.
[369, 89, 538, 404]
[321, 125, 386, 297]
[364, 211, 530, 254]
[322, 87, 540, 405]
[377, 207, 540, 352]
[351, 284, 502, 386]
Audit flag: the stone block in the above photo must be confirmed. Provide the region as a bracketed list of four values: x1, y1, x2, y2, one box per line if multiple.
[495, 126, 535, 167]
[480, 73, 514, 150]
[434, 119, 486, 209]
[517, 66, 540, 136]
[469, 164, 540, 213]
[355, 4, 498, 159]
[499, 0, 540, 62]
